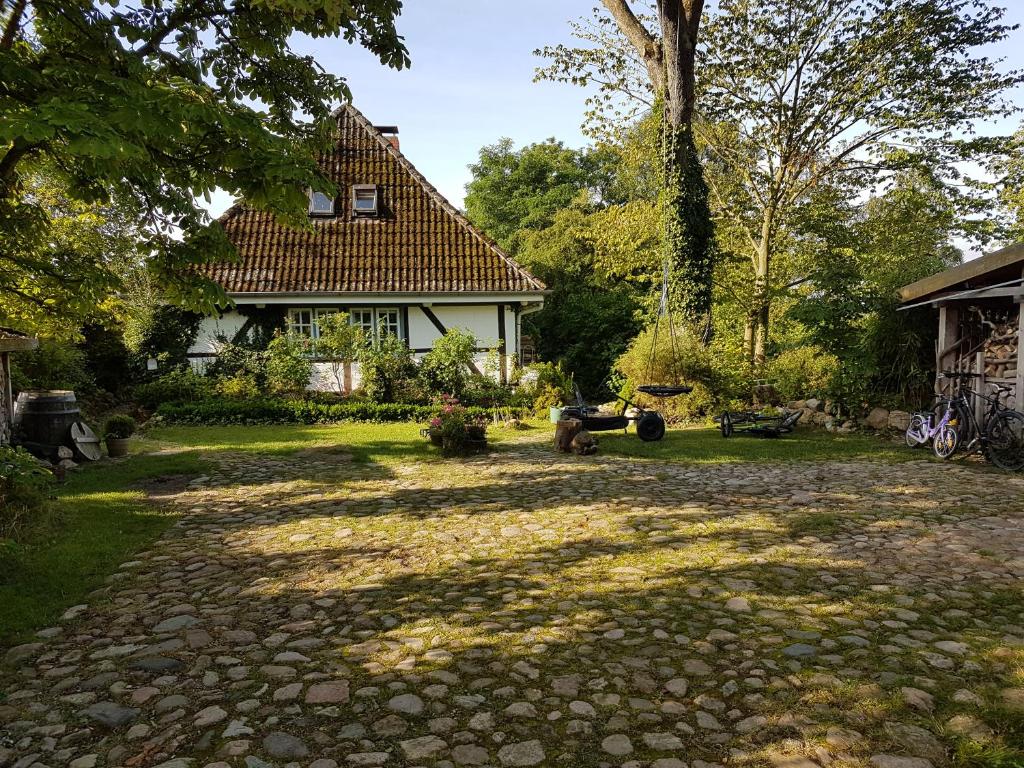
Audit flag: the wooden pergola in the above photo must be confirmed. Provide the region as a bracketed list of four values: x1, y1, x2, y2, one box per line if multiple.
[900, 243, 1023, 414]
[0, 328, 39, 447]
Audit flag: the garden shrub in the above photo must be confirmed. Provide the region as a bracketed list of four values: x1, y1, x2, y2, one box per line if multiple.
[266, 332, 313, 394]
[359, 334, 417, 404]
[207, 337, 268, 388]
[155, 397, 524, 426]
[215, 373, 261, 400]
[134, 367, 212, 409]
[103, 414, 137, 439]
[316, 313, 364, 393]
[614, 323, 745, 421]
[418, 328, 477, 398]
[0, 447, 54, 542]
[10, 340, 96, 395]
[766, 345, 840, 403]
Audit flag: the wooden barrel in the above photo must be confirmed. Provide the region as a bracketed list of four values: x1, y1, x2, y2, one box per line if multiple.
[13, 390, 81, 447]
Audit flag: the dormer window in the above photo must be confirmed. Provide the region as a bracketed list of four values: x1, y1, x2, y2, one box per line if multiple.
[352, 184, 379, 217]
[308, 190, 335, 217]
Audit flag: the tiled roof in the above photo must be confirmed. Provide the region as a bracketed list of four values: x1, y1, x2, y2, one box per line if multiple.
[203, 104, 545, 295]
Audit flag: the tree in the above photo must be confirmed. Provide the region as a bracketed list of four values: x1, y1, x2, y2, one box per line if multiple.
[700, 0, 1017, 364]
[539, 1, 715, 328]
[538, 0, 1019, 364]
[0, 0, 409, 315]
[996, 124, 1024, 242]
[317, 312, 364, 394]
[464, 138, 616, 254]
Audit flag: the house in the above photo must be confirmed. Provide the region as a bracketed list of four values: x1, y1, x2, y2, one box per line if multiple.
[188, 104, 546, 390]
[899, 241, 1023, 413]
[0, 328, 38, 447]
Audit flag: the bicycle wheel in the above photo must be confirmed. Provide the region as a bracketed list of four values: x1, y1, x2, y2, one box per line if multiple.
[905, 414, 927, 448]
[984, 410, 1024, 471]
[933, 423, 960, 459]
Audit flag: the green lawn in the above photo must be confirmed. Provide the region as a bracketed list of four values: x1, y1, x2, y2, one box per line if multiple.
[0, 419, 925, 645]
[0, 450, 209, 644]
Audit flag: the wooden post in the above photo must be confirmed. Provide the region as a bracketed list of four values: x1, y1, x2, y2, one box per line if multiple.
[975, 350, 986, 426]
[0, 351, 10, 447]
[936, 303, 959, 397]
[1016, 292, 1024, 411]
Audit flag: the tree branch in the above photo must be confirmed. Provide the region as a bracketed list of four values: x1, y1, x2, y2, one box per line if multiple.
[600, 0, 664, 95]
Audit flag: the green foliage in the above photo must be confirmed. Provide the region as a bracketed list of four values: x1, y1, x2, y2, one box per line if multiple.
[10, 339, 96, 395]
[615, 323, 747, 420]
[103, 415, 136, 440]
[0, 447, 54, 542]
[133, 367, 212, 410]
[316, 312, 364, 392]
[418, 328, 477, 398]
[519, 361, 576, 410]
[430, 396, 487, 458]
[265, 332, 313, 395]
[208, 338, 268, 390]
[358, 333, 417, 404]
[134, 306, 204, 366]
[155, 398, 522, 426]
[215, 373, 262, 401]
[464, 139, 617, 254]
[0, 0, 409, 314]
[765, 347, 840, 403]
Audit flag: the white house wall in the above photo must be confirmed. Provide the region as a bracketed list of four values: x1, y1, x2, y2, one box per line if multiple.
[187, 303, 524, 392]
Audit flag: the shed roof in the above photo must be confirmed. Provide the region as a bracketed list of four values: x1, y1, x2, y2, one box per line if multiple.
[0, 327, 38, 353]
[899, 242, 1024, 303]
[200, 104, 545, 296]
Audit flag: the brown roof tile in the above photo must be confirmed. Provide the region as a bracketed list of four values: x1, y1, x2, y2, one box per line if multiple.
[202, 104, 545, 296]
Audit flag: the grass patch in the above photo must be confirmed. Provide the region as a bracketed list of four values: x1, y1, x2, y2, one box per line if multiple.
[598, 425, 916, 463]
[787, 512, 841, 537]
[0, 450, 209, 645]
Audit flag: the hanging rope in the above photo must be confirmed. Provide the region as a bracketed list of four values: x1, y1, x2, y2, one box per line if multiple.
[645, 253, 683, 387]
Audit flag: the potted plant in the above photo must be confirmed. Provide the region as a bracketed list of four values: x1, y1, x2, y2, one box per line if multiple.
[426, 396, 487, 456]
[103, 414, 136, 457]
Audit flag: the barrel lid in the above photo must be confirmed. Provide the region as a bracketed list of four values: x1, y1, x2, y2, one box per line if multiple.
[71, 421, 101, 461]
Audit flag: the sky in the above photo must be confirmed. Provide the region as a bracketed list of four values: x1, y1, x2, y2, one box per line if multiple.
[205, 1, 1024, 217]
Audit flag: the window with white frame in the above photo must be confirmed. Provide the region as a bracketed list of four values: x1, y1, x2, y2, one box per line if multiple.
[286, 307, 402, 349]
[349, 307, 401, 346]
[308, 190, 335, 216]
[351, 184, 379, 216]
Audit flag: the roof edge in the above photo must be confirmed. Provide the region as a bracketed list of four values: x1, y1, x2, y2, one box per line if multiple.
[900, 242, 1024, 303]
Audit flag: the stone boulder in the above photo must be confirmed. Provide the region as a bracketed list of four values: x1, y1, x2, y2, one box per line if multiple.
[865, 407, 890, 430]
[805, 398, 823, 412]
[888, 410, 911, 431]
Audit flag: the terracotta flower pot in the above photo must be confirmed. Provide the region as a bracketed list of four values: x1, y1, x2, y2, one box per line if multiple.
[106, 437, 131, 457]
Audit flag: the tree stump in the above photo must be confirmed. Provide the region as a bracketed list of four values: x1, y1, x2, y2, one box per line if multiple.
[554, 418, 582, 452]
[571, 429, 598, 456]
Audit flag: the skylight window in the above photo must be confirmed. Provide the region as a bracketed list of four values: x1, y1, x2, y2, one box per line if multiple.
[352, 184, 379, 216]
[308, 190, 335, 216]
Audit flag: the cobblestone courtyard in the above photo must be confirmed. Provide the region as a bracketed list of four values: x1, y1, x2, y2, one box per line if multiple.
[3, 435, 1024, 768]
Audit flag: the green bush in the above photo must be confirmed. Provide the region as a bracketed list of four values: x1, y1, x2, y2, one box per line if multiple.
[0, 447, 54, 541]
[155, 397, 524, 426]
[358, 334, 417, 404]
[614, 323, 738, 420]
[134, 367, 212, 409]
[207, 338, 268, 388]
[266, 332, 313, 394]
[10, 340, 96, 395]
[215, 373, 261, 400]
[766, 345, 840, 403]
[103, 414, 137, 439]
[418, 328, 477, 398]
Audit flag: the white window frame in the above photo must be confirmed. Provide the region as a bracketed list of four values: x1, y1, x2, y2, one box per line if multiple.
[286, 307, 404, 350]
[351, 184, 379, 216]
[348, 307, 402, 346]
[308, 190, 335, 216]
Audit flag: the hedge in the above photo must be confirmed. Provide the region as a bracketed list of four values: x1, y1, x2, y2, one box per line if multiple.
[154, 398, 524, 425]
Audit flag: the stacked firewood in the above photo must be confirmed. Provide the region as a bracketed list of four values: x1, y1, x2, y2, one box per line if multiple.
[983, 321, 1019, 381]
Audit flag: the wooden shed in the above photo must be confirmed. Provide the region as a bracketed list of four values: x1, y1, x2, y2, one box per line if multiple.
[899, 242, 1023, 411]
[0, 328, 39, 447]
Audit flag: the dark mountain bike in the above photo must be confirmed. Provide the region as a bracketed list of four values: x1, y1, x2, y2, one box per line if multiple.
[932, 372, 1024, 471]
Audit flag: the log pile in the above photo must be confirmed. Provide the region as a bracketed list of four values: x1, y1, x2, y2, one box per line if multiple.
[982, 322, 1019, 381]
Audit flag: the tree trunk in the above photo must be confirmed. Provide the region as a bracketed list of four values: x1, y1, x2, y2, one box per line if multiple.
[657, 0, 714, 331]
[749, 207, 774, 366]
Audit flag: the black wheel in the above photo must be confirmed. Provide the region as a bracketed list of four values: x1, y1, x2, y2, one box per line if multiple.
[720, 412, 733, 438]
[636, 412, 666, 442]
[984, 410, 1024, 471]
